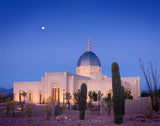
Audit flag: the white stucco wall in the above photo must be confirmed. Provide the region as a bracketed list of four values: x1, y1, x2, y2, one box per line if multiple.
[14, 81, 42, 103]
[13, 72, 141, 104]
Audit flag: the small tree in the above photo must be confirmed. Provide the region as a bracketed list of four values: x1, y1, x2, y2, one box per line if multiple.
[45, 96, 53, 120]
[139, 58, 159, 112]
[97, 91, 103, 106]
[88, 91, 99, 112]
[65, 92, 72, 110]
[88, 91, 93, 110]
[124, 89, 133, 99]
[97, 91, 103, 114]
[6, 101, 16, 117]
[103, 93, 112, 116]
[88, 91, 94, 104]
[0, 93, 5, 102]
[73, 89, 81, 105]
[92, 91, 97, 101]
[22, 91, 27, 104]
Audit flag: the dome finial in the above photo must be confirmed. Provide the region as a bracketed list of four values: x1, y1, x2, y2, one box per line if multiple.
[87, 37, 91, 51]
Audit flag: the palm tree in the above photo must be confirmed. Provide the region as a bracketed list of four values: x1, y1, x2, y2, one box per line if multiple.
[22, 91, 27, 104]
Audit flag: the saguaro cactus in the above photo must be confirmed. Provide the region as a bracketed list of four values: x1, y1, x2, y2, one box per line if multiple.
[112, 62, 123, 124]
[79, 83, 87, 120]
[121, 86, 125, 115]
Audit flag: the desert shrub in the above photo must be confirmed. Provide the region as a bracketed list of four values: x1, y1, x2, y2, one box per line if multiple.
[146, 104, 152, 119]
[90, 104, 97, 115]
[141, 91, 149, 97]
[55, 102, 60, 116]
[23, 103, 32, 117]
[60, 106, 65, 114]
[45, 97, 53, 120]
[6, 101, 16, 117]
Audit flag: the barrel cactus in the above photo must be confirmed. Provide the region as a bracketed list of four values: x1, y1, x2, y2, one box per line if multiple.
[79, 83, 87, 120]
[112, 62, 123, 124]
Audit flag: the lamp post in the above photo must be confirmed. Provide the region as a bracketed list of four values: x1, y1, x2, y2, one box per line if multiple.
[62, 89, 65, 106]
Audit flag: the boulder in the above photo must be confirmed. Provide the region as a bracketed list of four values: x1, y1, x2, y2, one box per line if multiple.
[56, 115, 68, 121]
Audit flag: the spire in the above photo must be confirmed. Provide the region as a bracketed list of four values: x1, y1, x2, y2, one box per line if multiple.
[87, 37, 91, 51]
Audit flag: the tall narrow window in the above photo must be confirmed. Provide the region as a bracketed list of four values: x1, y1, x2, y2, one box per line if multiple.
[52, 88, 60, 101]
[53, 88, 55, 101]
[58, 88, 60, 101]
[19, 93, 22, 102]
[56, 88, 58, 101]
[40, 94, 42, 104]
[29, 93, 32, 101]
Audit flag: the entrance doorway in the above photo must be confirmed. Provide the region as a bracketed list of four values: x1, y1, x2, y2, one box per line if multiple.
[52, 88, 60, 101]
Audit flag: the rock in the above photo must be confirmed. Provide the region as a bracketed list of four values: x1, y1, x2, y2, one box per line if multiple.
[64, 115, 68, 120]
[56, 115, 68, 121]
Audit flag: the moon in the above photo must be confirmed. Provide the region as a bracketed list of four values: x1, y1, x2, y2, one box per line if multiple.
[41, 26, 45, 30]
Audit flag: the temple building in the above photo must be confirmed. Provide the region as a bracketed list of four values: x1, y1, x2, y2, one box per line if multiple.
[14, 39, 141, 104]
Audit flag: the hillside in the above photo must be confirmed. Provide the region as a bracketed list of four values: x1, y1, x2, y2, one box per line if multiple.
[0, 87, 13, 94]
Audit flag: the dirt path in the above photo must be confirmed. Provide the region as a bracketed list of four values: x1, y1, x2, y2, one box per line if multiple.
[0, 110, 160, 126]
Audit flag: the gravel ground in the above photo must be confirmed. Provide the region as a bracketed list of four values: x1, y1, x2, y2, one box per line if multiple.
[0, 110, 160, 126]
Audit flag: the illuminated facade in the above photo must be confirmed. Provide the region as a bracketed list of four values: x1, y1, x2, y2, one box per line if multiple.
[14, 39, 141, 104]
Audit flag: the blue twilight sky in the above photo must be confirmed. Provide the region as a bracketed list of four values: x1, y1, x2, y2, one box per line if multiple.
[0, 0, 160, 91]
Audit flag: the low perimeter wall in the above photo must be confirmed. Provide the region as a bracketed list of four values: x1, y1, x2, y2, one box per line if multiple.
[125, 97, 160, 114]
